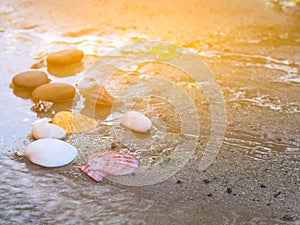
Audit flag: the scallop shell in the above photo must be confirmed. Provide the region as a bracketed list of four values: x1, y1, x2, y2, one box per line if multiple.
[32, 122, 66, 139]
[80, 152, 139, 182]
[24, 138, 78, 167]
[52, 111, 99, 134]
[121, 111, 152, 133]
[96, 86, 115, 106]
[80, 86, 115, 106]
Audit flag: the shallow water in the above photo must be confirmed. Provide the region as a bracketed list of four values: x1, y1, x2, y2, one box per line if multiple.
[1, 0, 300, 224]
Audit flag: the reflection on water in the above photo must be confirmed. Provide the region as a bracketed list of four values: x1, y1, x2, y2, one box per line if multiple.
[1, 0, 300, 223]
[199, 50, 299, 77]
[224, 130, 300, 161]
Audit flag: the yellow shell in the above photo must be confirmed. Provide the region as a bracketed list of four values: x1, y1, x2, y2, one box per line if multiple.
[52, 111, 99, 134]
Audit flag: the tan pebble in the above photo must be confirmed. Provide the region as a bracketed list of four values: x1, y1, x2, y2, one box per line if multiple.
[31, 83, 76, 102]
[12, 71, 50, 89]
[47, 62, 83, 77]
[46, 49, 84, 65]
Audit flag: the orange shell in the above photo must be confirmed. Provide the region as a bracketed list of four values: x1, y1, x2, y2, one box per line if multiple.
[52, 111, 99, 134]
[80, 86, 115, 106]
[96, 86, 115, 106]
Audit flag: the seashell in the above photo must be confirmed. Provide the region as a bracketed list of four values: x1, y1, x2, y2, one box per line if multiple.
[31, 122, 66, 140]
[96, 86, 115, 106]
[31, 100, 53, 112]
[81, 86, 115, 106]
[121, 111, 152, 133]
[80, 152, 138, 182]
[52, 111, 99, 134]
[105, 112, 123, 122]
[24, 138, 78, 167]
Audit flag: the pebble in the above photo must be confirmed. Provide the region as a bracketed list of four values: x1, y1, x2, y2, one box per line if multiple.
[31, 83, 76, 102]
[12, 71, 50, 89]
[121, 111, 152, 133]
[31, 123, 66, 139]
[203, 179, 210, 184]
[24, 138, 78, 167]
[111, 142, 118, 150]
[47, 62, 83, 77]
[46, 49, 84, 65]
[273, 191, 281, 198]
[226, 187, 232, 194]
[281, 214, 296, 222]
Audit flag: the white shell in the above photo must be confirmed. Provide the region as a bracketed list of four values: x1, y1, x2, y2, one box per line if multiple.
[105, 112, 123, 122]
[24, 139, 78, 167]
[32, 123, 66, 139]
[121, 111, 152, 133]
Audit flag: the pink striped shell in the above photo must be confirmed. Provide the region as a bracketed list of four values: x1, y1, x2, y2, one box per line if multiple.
[80, 152, 138, 182]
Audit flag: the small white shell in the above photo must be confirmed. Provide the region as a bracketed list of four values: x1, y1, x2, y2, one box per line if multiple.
[105, 112, 123, 122]
[121, 111, 152, 133]
[32, 123, 66, 139]
[24, 139, 78, 167]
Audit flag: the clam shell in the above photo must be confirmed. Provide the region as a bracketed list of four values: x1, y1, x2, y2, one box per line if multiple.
[52, 111, 99, 134]
[80, 152, 138, 182]
[24, 138, 78, 167]
[121, 111, 152, 133]
[32, 122, 66, 139]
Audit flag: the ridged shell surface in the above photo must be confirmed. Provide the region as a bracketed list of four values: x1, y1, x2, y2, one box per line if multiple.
[80, 86, 115, 106]
[52, 111, 99, 134]
[80, 152, 138, 182]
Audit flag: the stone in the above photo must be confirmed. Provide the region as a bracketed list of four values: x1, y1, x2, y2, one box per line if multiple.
[31, 83, 76, 102]
[47, 62, 83, 77]
[46, 49, 84, 65]
[31, 122, 66, 139]
[12, 71, 50, 89]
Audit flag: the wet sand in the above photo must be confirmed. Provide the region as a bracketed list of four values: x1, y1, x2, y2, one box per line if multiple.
[1, 0, 300, 224]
